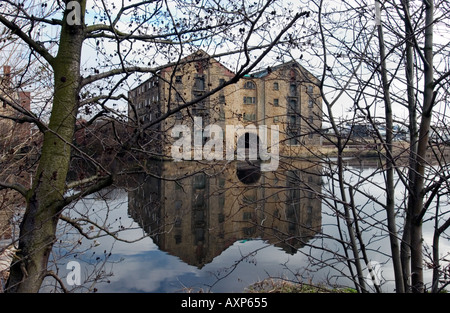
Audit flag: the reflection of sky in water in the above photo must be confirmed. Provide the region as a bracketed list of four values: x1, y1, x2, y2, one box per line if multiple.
[101, 240, 306, 293]
[54, 189, 314, 293]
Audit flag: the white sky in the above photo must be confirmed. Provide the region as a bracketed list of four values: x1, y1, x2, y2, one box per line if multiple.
[2, 0, 448, 126]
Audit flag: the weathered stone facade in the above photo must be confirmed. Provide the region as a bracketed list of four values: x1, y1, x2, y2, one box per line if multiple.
[128, 51, 322, 158]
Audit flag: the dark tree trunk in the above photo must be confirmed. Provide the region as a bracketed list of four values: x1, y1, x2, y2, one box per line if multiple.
[6, 1, 85, 292]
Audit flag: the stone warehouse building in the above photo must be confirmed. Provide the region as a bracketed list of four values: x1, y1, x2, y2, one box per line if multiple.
[128, 50, 322, 158]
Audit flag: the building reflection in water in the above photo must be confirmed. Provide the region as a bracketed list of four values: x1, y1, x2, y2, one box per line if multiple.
[127, 160, 322, 268]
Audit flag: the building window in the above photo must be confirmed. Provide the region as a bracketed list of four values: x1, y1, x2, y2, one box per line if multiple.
[219, 94, 225, 103]
[175, 75, 182, 84]
[289, 136, 299, 145]
[273, 98, 279, 107]
[308, 85, 314, 94]
[194, 173, 206, 189]
[244, 81, 256, 89]
[287, 114, 300, 146]
[288, 114, 298, 127]
[308, 98, 314, 108]
[194, 75, 205, 91]
[273, 82, 279, 90]
[288, 98, 298, 112]
[290, 83, 297, 96]
[243, 113, 256, 121]
[308, 116, 314, 138]
[243, 211, 254, 220]
[273, 116, 279, 123]
[219, 78, 226, 86]
[243, 96, 256, 104]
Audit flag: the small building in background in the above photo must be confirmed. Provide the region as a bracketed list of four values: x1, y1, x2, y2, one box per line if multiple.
[0, 65, 32, 150]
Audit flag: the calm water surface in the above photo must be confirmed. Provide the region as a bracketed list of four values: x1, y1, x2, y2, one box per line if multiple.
[47, 160, 448, 292]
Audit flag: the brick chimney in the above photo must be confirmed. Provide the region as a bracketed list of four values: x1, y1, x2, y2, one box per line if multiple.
[19, 91, 31, 110]
[2, 65, 11, 87]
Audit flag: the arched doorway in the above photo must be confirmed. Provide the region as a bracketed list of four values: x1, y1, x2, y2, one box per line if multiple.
[236, 161, 261, 184]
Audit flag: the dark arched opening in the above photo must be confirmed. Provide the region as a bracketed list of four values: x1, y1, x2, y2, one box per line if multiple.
[236, 161, 261, 184]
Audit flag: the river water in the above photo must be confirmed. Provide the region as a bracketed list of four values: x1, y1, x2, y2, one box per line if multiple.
[45, 159, 450, 293]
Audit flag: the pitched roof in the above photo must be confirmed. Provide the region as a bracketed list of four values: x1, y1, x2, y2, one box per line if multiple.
[246, 59, 319, 83]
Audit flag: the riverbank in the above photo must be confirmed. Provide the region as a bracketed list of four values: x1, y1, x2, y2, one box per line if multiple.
[246, 278, 356, 293]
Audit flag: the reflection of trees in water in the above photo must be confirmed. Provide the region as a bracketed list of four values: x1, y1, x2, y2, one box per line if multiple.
[127, 160, 322, 269]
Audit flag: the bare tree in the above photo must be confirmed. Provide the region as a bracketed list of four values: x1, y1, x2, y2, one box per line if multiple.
[0, 0, 310, 292]
[306, 0, 450, 293]
[1, 0, 449, 294]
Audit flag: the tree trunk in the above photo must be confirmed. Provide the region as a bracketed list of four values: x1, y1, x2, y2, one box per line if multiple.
[375, 1, 404, 291]
[6, 2, 85, 292]
[401, 0, 417, 293]
[409, 0, 434, 293]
